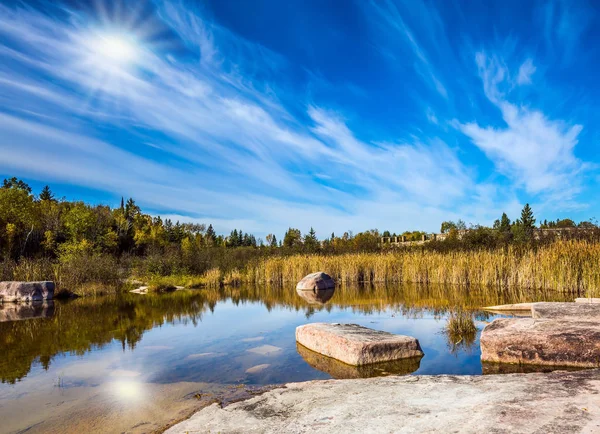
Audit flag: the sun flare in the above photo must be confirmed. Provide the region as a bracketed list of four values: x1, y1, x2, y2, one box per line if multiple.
[93, 34, 137, 64]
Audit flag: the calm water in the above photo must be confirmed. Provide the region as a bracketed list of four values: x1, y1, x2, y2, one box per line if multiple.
[0, 284, 573, 433]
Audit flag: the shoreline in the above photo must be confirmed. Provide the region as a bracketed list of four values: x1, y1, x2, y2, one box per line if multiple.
[165, 369, 600, 433]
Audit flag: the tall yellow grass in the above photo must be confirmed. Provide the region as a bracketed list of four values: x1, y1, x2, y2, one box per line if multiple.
[244, 241, 600, 293]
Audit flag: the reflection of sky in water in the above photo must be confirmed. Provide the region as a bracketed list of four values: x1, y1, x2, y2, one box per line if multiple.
[0, 287, 572, 432]
[1, 299, 492, 396]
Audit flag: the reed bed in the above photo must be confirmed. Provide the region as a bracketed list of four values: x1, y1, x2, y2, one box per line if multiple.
[243, 240, 600, 294]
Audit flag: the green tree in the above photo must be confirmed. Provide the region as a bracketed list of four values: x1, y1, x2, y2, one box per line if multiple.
[205, 224, 216, 246]
[39, 185, 55, 201]
[283, 227, 302, 248]
[304, 227, 319, 251]
[2, 177, 31, 193]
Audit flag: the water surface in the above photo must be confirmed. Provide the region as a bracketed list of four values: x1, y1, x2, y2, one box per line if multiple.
[0, 284, 573, 433]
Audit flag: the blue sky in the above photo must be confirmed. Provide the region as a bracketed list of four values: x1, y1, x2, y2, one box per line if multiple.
[0, 0, 598, 238]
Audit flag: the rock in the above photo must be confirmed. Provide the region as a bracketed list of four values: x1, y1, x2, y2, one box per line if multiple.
[245, 364, 270, 374]
[296, 323, 423, 366]
[0, 281, 54, 302]
[296, 272, 335, 291]
[532, 302, 600, 320]
[0, 301, 55, 322]
[575, 298, 600, 304]
[480, 318, 600, 367]
[482, 302, 533, 312]
[246, 345, 282, 355]
[165, 369, 600, 434]
[130, 286, 149, 294]
[297, 343, 421, 379]
[296, 287, 335, 305]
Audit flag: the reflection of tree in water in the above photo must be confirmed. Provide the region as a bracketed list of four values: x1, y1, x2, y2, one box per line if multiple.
[0, 282, 570, 384]
[0, 291, 212, 384]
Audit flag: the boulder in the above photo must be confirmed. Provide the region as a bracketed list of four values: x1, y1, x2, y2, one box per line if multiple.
[0, 281, 55, 303]
[532, 302, 600, 320]
[297, 342, 421, 378]
[480, 318, 600, 368]
[296, 272, 335, 291]
[296, 323, 423, 366]
[296, 287, 334, 305]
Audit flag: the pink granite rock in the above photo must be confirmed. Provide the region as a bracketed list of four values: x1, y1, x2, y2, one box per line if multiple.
[296, 272, 335, 290]
[480, 318, 600, 368]
[296, 323, 423, 366]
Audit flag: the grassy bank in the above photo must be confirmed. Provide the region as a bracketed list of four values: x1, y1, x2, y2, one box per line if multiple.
[242, 240, 600, 294]
[3, 240, 600, 296]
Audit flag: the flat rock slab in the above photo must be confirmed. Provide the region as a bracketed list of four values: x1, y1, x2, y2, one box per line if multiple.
[482, 302, 533, 311]
[0, 281, 54, 302]
[296, 272, 335, 290]
[532, 302, 600, 320]
[296, 323, 423, 366]
[576, 298, 600, 304]
[481, 318, 600, 367]
[166, 369, 600, 434]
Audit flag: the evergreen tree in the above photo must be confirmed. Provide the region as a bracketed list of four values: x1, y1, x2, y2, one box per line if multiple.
[39, 185, 55, 201]
[120, 197, 125, 212]
[304, 227, 319, 251]
[499, 213, 511, 232]
[520, 204, 536, 230]
[206, 224, 216, 246]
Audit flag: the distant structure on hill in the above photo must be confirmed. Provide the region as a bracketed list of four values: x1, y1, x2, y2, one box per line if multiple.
[380, 227, 596, 246]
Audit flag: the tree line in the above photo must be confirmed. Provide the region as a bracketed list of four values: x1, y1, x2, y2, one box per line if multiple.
[2, 177, 600, 268]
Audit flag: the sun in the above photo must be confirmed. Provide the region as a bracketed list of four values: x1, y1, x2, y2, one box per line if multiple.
[95, 35, 137, 63]
[92, 34, 138, 66]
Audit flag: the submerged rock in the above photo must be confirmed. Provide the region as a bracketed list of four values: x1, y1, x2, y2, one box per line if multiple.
[297, 343, 421, 379]
[0, 281, 54, 302]
[296, 323, 423, 366]
[296, 272, 335, 291]
[480, 318, 600, 368]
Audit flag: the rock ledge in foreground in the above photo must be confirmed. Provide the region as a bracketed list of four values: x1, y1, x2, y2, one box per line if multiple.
[165, 369, 600, 434]
[296, 322, 423, 366]
[0, 281, 55, 303]
[296, 272, 335, 291]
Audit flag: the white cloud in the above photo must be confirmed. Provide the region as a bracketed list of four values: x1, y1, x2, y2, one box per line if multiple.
[460, 53, 587, 202]
[516, 59, 536, 85]
[0, 4, 523, 236]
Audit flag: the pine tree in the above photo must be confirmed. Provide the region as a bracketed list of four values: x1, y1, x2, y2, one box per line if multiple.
[499, 213, 511, 232]
[120, 197, 125, 212]
[39, 185, 55, 201]
[206, 224, 216, 246]
[520, 204, 536, 230]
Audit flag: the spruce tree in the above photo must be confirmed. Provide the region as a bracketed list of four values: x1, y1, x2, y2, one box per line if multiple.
[39, 185, 54, 201]
[520, 204, 536, 229]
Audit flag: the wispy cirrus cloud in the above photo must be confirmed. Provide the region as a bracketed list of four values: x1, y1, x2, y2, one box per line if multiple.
[459, 53, 588, 204]
[0, 1, 501, 236]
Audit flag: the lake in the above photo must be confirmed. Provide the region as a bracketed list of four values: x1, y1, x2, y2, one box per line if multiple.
[0, 284, 573, 433]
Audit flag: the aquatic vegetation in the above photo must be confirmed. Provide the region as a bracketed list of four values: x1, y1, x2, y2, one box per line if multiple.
[445, 310, 477, 353]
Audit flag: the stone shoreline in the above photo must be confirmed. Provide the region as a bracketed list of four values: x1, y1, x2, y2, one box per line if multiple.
[165, 369, 600, 433]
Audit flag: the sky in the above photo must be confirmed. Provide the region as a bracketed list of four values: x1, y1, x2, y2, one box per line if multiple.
[0, 0, 599, 239]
